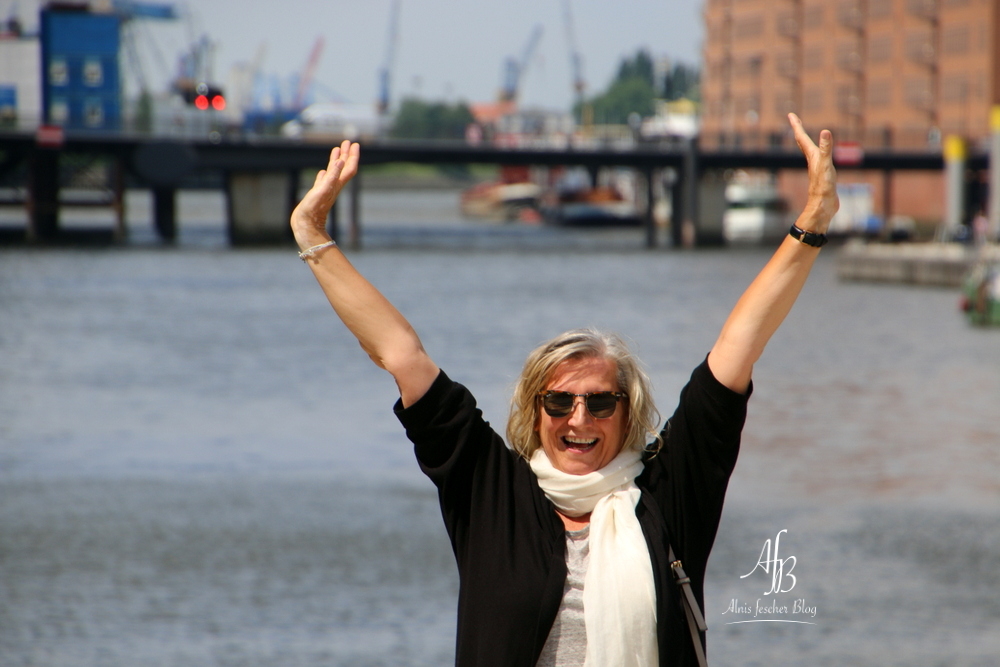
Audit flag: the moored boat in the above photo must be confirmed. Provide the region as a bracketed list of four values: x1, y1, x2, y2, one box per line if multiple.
[960, 260, 1000, 325]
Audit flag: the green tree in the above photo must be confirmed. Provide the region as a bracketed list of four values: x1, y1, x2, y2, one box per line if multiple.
[390, 98, 474, 141]
[617, 50, 655, 87]
[574, 50, 701, 123]
[662, 63, 700, 102]
[587, 77, 656, 125]
[575, 50, 656, 124]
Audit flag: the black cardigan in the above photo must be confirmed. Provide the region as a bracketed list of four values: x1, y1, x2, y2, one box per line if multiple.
[395, 359, 749, 666]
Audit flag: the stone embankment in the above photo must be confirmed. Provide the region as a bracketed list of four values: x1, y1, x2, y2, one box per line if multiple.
[837, 241, 1000, 287]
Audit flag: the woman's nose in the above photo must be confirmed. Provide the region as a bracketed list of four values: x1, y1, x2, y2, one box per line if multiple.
[566, 397, 592, 425]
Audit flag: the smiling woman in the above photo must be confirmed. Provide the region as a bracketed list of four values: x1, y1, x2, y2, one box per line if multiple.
[507, 330, 656, 477]
[289, 112, 838, 667]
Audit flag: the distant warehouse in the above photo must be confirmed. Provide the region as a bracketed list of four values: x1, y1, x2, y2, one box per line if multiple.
[701, 0, 1000, 228]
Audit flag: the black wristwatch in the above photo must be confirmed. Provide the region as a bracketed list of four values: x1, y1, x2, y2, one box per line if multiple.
[788, 223, 828, 247]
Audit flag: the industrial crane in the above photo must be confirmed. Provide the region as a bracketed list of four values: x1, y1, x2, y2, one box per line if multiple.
[561, 0, 586, 108]
[114, 0, 177, 96]
[377, 0, 401, 116]
[293, 37, 324, 111]
[499, 24, 543, 103]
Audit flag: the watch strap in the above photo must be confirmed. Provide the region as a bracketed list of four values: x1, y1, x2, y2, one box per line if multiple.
[789, 223, 828, 247]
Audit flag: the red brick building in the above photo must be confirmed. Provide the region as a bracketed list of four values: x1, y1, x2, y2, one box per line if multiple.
[701, 0, 1000, 225]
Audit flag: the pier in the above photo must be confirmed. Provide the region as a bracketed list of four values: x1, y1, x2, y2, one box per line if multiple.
[837, 241, 1000, 287]
[0, 128, 988, 249]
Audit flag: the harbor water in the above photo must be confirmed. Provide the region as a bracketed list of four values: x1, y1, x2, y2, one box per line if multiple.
[2, 189, 999, 666]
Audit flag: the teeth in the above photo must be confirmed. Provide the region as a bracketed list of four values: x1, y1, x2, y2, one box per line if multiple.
[564, 437, 597, 446]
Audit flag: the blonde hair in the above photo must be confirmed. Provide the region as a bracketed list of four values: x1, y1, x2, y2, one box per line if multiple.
[506, 328, 662, 460]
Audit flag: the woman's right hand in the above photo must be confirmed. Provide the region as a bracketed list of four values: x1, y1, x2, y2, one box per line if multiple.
[290, 140, 361, 249]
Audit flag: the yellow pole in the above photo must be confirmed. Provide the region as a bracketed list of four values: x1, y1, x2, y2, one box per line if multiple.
[988, 105, 1000, 240]
[942, 135, 966, 240]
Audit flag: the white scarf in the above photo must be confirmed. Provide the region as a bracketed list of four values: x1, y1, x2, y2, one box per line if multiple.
[530, 447, 658, 667]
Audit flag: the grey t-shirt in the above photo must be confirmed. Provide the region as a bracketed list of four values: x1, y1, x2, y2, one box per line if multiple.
[536, 525, 590, 667]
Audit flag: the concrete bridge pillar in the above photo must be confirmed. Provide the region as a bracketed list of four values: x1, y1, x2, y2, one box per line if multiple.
[152, 188, 176, 242]
[226, 171, 295, 244]
[27, 149, 60, 242]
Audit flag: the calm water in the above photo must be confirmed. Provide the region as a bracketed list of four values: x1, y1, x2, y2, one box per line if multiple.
[2, 190, 999, 666]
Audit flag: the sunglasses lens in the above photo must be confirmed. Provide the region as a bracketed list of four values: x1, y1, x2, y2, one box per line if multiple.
[542, 392, 574, 417]
[540, 392, 621, 418]
[586, 393, 619, 418]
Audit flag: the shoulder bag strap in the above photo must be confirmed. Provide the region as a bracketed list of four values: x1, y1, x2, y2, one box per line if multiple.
[668, 544, 708, 667]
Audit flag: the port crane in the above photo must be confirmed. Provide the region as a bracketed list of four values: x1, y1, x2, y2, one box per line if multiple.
[561, 0, 585, 108]
[377, 0, 401, 116]
[499, 24, 543, 103]
[293, 37, 324, 110]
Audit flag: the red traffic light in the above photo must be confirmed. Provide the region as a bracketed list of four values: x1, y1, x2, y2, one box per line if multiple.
[194, 94, 209, 110]
[211, 94, 226, 111]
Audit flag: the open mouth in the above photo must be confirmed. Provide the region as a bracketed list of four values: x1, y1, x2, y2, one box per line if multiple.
[562, 436, 598, 453]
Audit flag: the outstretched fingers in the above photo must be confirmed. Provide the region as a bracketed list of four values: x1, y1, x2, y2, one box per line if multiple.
[340, 141, 360, 182]
[318, 141, 359, 190]
[787, 114, 839, 220]
[788, 112, 817, 156]
[291, 141, 363, 240]
[817, 129, 833, 157]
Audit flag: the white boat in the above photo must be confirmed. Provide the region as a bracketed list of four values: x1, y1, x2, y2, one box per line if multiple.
[722, 180, 788, 244]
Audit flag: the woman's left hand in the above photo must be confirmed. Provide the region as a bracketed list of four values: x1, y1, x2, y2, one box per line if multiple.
[788, 112, 839, 231]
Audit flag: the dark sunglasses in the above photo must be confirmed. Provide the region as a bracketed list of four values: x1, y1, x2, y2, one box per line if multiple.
[537, 390, 627, 419]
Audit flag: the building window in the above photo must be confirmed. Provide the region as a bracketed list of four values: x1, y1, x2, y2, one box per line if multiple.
[837, 85, 861, 114]
[83, 98, 104, 127]
[907, 0, 937, 19]
[904, 77, 933, 109]
[776, 10, 799, 38]
[803, 87, 824, 112]
[776, 52, 798, 78]
[83, 59, 104, 87]
[868, 79, 892, 107]
[905, 31, 935, 65]
[774, 93, 796, 115]
[869, 0, 893, 18]
[734, 14, 765, 39]
[803, 5, 824, 29]
[49, 59, 68, 87]
[941, 76, 969, 103]
[737, 54, 764, 77]
[804, 47, 824, 70]
[942, 25, 970, 55]
[837, 0, 864, 30]
[868, 35, 892, 63]
[49, 99, 69, 124]
[837, 41, 863, 72]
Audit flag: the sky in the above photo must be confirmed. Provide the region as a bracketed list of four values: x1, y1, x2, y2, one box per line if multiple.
[8, 0, 704, 112]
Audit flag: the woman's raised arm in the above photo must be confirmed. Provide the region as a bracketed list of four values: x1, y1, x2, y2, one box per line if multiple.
[291, 140, 439, 407]
[708, 113, 840, 394]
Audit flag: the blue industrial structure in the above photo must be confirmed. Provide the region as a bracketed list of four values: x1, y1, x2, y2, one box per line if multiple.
[40, 7, 122, 131]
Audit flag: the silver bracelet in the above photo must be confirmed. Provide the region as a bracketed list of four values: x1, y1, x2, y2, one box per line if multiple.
[298, 240, 337, 261]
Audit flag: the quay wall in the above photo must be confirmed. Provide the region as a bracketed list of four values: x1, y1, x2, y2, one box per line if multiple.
[836, 241, 1000, 287]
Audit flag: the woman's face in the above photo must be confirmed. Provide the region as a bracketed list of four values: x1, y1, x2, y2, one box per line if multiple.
[535, 356, 627, 475]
